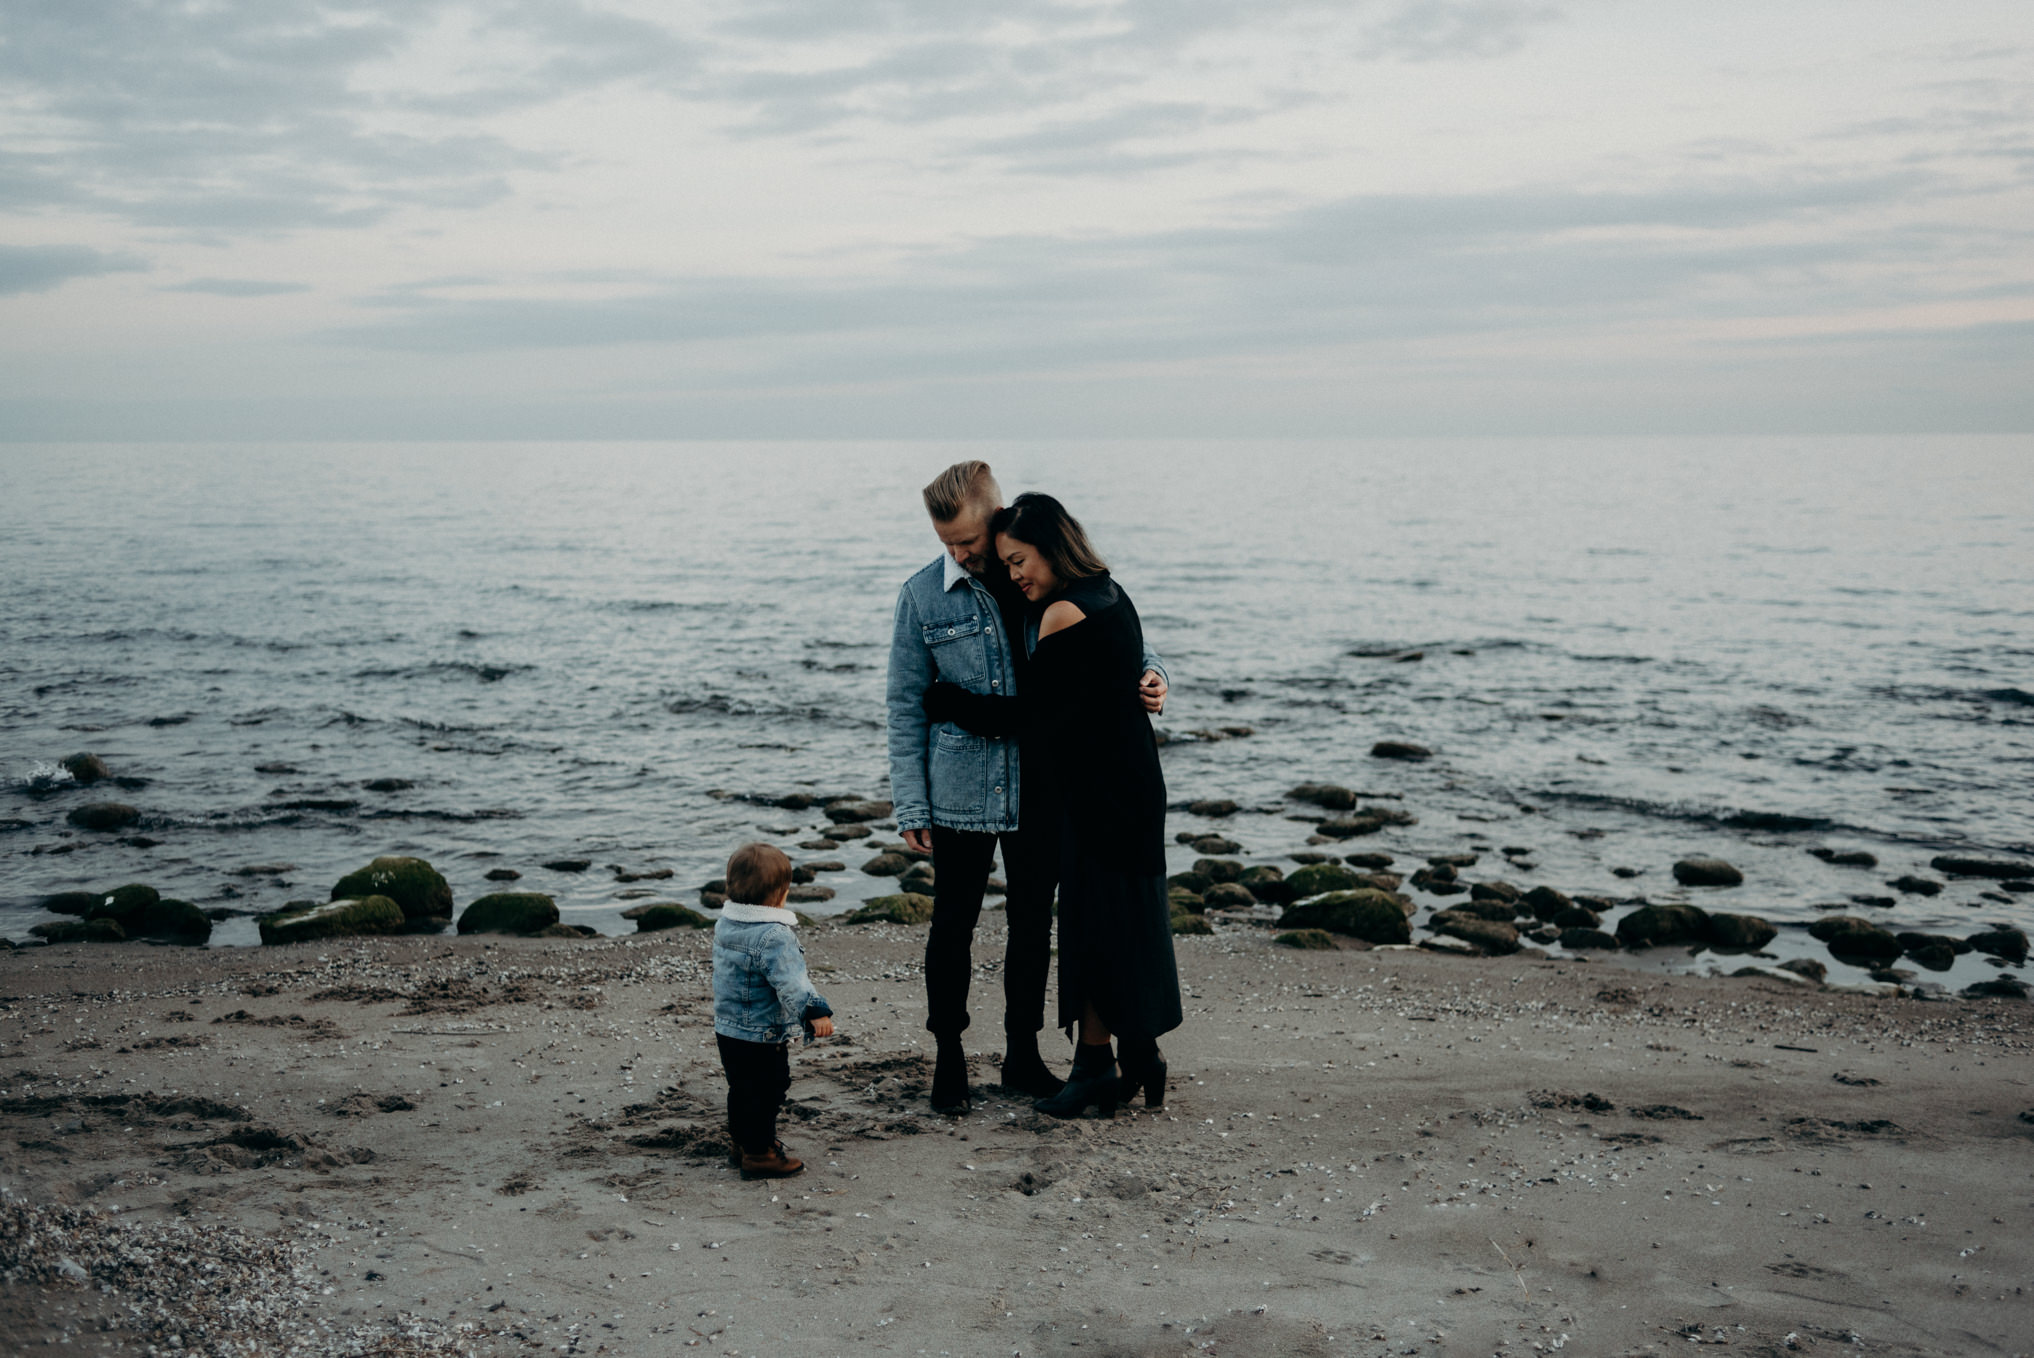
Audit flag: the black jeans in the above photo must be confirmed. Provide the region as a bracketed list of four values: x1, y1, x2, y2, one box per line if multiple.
[715, 1033, 790, 1155]
[925, 819, 1057, 1040]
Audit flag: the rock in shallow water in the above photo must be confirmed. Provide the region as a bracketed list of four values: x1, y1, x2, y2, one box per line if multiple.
[1288, 783, 1358, 811]
[259, 896, 405, 945]
[1931, 855, 2034, 878]
[861, 852, 910, 877]
[330, 856, 453, 924]
[1807, 915, 1901, 961]
[457, 892, 559, 935]
[66, 802, 140, 831]
[1521, 886, 1572, 922]
[30, 918, 127, 943]
[1279, 890, 1411, 944]
[1779, 958, 1828, 983]
[1558, 927, 1619, 950]
[1810, 847, 1877, 867]
[1204, 882, 1257, 909]
[1617, 902, 1710, 947]
[1967, 927, 2029, 964]
[1186, 799, 1238, 818]
[1706, 912, 1777, 949]
[1673, 857, 1743, 887]
[1370, 741, 1431, 760]
[59, 753, 110, 785]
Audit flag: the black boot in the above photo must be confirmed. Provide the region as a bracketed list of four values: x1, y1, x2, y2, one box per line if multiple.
[999, 1029, 1065, 1099]
[931, 1036, 971, 1115]
[1035, 1041, 1118, 1119]
[1116, 1037, 1167, 1109]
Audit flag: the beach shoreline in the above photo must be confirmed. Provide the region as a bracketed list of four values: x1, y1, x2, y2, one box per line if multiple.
[4, 925, 2030, 1357]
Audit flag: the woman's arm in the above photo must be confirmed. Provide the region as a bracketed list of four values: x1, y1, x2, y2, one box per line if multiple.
[922, 681, 1024, 738]
[1039, 600, 1085, 638]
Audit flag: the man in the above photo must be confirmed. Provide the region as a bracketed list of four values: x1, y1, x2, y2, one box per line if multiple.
[886, 461, 1168, 1114]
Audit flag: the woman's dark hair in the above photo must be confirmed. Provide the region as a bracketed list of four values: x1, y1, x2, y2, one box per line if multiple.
[990, 493, 1109, 582]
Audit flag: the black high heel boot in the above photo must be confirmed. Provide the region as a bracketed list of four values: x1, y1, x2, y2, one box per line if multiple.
[930, 1036, 971, 1115]
[1116, 1038, 1167, 1109]
[999, 1029, 1065, 1099]
[1035, 1041, 1118, 1118]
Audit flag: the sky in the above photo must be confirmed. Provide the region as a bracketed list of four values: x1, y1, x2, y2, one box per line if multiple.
[2, 0, 2031, 439]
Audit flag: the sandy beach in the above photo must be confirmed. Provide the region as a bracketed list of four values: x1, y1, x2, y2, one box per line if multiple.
[4, 922, 2030, 1358]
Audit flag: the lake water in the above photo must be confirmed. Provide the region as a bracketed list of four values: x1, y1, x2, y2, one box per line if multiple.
[3, 438, 2030, 988]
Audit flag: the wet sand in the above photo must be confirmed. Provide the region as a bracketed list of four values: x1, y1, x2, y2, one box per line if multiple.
[3, 925, 2031, 1357]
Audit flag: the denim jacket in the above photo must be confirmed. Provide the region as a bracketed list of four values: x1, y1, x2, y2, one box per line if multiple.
[713, 904, 833, 1045]
[886, 553, 1167, 834]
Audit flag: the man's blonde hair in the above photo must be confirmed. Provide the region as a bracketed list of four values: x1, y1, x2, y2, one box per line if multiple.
[922, 460, 1002, 524]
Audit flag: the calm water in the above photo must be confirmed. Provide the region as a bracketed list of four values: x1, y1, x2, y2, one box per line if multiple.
[3, 439, 2030, 987]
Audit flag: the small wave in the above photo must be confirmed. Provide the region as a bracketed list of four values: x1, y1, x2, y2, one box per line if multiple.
[1980, 687, 2034, 707]
[665, 692, 880, 729]
[359, 807, 524, 822]
[603, 598, 735, 614]
[353, 661, 532, 683]
[1539, 791, 1837, 834]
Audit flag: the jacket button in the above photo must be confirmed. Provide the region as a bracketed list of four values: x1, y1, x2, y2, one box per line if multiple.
[994, 787, 1003, 794]
[992, 680, 1000, 688]
[947, 628, 955, 635]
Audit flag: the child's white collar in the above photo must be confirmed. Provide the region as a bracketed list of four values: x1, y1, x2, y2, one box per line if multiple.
[720, 901, 798, 925]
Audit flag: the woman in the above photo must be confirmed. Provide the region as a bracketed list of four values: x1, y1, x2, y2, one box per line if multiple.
[922, 493, 1181, 1117]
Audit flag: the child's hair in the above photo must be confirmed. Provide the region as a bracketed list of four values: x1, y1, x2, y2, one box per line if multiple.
[724, 842, 794, 905]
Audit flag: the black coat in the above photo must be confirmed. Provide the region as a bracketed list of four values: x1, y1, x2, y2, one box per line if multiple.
[925, 572, 1180, 1038]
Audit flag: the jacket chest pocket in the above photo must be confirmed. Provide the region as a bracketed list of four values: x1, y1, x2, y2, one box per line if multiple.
[922, 614, 986, 684]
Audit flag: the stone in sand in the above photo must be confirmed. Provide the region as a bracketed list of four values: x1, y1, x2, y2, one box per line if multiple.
[845, 893, 935, 925]
[1673, 857, 1743, 887]
[1276, 929, 1338, 951]
[1964, 977, 2029, 1000]
[1706, 912, 1777, 949]
[1616, 902, 1710, 947]
[1279, 890, 1412, 944]
[1240, 865, 1291, 904]
[329, 856, 453, 925]
[1450, 898, 1520, 922]
[457, 892, 560, 936]
[59, 753, 110, 785]
[1288, 783, 1358, 811]
[40, 891, 100, 916]
[899, 862, 935, 892]
[67, 802, 140, 831]
[1187, 799, 1238, 818]
[31, 918, 127, 943]
[1203, 882, 1256, 909]
[633, 903, 711, 932]
[861, 852, 911, 877]
[1171, 912, 1214, 936]
[1168, 870, 1212, 895]
[1779, 958, 1828, 983]
[133, 899, 212, 944]
[259, 896, 405, 945]
[1371, 741, 1431, 760]
[1168, 887, 1205, 914]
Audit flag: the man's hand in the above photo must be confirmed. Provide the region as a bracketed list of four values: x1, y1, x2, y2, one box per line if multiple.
[810, 1016, 835, 1038]
[901, 828, 934, 854]
[1138, 669, 1168, 715]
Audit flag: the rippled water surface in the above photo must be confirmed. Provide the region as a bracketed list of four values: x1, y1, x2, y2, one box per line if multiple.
[3, 439, 2030, 984]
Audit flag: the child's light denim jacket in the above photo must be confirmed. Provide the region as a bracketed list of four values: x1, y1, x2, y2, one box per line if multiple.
[712, 903, 833, 1045]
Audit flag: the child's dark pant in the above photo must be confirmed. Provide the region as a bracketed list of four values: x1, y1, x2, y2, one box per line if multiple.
[715, 1033, 790, 1155]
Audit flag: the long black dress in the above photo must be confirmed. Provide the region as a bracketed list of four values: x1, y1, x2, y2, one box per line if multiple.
[927, 572, 1182, 1041]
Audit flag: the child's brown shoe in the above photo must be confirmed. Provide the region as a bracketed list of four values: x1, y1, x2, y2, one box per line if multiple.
[739, 1140, 804, 1180]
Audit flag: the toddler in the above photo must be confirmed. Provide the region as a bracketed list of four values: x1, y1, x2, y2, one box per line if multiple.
[712, 843, 834, 1179]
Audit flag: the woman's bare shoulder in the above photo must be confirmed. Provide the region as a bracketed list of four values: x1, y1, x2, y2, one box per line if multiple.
[1039, 599, 1088, 637]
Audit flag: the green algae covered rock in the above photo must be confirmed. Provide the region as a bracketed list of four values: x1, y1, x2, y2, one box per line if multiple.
[260, 895, 405, 945]
[85, 883, 159, 923]
[1276, 928, 1339, 951]
[634, 903, 712, 932]
[1285, 862, 1365, 898]
[31, 918, 127, 943]
[845, 892, 935, 925]
[1171, 912, 1214, 936]
[1278, 889, 1411, 944]
[329, 856, 453, 925]
[457, 892, 560, 936]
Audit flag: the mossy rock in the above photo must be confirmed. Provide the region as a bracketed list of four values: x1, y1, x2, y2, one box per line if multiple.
[60, 753, 111, 785]
[330, 856, 453, 924]
[1192, 857, 1244, 884]
[1278, 889, 1411, 944]
[1240, 864, 1288, 892]
[861, 852, 911, 877]
[1276, 928, 1339, 951]
[30, 918, 127, 943]
[1167, 887, 1205, 914]
[1171, 912, 1214, 936]
[1167, 870, 1212, 896]
[1286, 863, 1365, 898]
[134, 898, 212, 944]
[534, 923, 599, 939]
[1288, 783, 1357, 811]
[1616, 902, 1710, 947]
[1203, 882, 1256, 909]
[1706, 912, 1777, 949]
[1450, 899, 1519, 922]
[40, 891, 102, 917]
[259, 895, 405, 945]
[845, 893, 935, 925]
[899, 862, 936, 892]
[457, 892, 560, 936]
[1521, 886, 1572, 921]
[634, 903, 712, 932]
[85, 883, 159, 923]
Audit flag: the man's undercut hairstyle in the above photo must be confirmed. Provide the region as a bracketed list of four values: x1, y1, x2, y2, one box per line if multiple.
[725, 842, 793, 905]
[990, 493, 1108, 582]
[923, 460, 1002, 524]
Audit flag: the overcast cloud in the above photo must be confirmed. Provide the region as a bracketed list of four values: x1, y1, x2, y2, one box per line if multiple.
[1, 0, 2029, 437]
